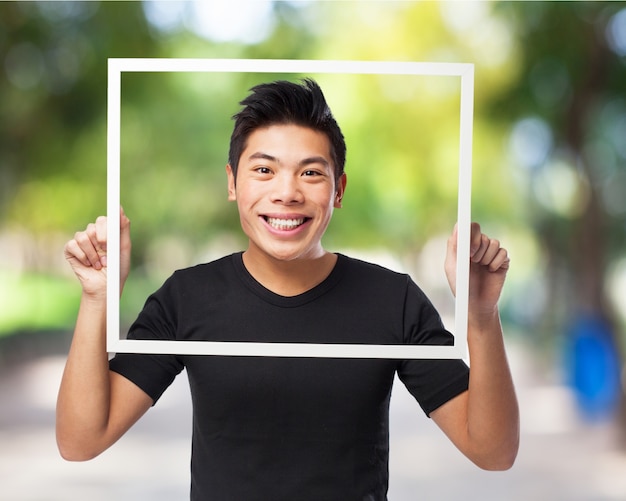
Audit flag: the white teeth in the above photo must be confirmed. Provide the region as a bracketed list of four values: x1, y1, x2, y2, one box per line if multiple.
[266, 217, 305, 230]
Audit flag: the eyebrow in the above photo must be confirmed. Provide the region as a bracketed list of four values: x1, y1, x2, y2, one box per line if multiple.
[248, 152, 277, 163]
[248, 152, 330, 168]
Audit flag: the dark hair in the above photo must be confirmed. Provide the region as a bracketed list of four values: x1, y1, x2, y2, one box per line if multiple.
[228, 78, 346, 184]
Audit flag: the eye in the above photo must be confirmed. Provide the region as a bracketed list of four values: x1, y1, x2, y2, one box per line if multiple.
[255, 166, 272, 175]
[302, 169, 322, 177]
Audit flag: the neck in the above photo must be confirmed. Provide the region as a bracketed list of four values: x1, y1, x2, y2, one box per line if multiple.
[242, 249, 337, 297]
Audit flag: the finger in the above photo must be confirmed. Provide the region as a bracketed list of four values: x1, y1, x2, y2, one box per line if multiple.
[469, 222, 482, 258]
[120, 206, 129, 226]
[73, 227, 103, 270]
[64, 238, 89, 267]
[120, 208, 132, 283]
[478, 238, 501, 266]
[471, 234, 491, 263]
[447, 223, 459, 255]
[84, 219, 108, 269]
[120, 207, 131, 251]
[94, 216, 107, 251]
[488, 248, 510, 272]
[93, 216, 108, 268]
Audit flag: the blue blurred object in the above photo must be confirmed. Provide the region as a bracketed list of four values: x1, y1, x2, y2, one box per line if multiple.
[565, 314, 622, 421]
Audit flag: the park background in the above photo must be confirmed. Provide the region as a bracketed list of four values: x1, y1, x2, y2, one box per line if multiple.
[1, 1, 626, 499]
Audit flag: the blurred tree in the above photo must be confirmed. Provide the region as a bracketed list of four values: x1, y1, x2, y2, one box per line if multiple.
[0, 1, 527, 338]
[0, 1, 163, 333]
[488, 1, 626, 425]
[1, 1, 524, 266]
[0, 1, 159, 234]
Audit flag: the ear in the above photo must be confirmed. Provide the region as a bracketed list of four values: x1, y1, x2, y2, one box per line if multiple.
[334, 173, 347, 209]
[226, 164, 237, 201]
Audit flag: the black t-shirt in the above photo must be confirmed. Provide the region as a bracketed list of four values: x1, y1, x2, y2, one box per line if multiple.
[110, 253, 469, 500]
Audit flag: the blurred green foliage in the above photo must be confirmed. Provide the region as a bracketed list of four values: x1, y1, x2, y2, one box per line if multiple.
[1, 1, 159, 229]
[0, 270, 80, 333]
[487, 2, 626, 340]
[1, 1, 625, 347]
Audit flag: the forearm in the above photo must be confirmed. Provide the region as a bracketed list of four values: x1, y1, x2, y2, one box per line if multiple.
[465, 308, 519, 469]
[56, 294, 112, 460]
[438, 223, 518, 469]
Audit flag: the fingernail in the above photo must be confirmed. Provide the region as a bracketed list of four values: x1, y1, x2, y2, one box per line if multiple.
[101, 256, 107, 268]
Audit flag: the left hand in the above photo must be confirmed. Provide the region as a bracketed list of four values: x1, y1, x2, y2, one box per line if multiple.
[445, 222, 510, 317]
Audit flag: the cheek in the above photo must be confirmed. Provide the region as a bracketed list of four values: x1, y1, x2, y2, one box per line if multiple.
[233, 187, 252, 207]
[234, 188, 262, 219]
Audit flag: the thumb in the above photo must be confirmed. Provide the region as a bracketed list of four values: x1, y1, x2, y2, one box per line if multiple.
[119, 207, 132, 285]
[445, 223, 459, 296]
[120, 207, 131, 246]
[447, 222, 459, 257]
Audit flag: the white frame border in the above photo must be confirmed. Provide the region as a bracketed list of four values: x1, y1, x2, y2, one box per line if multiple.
[107, 58, 473, 359]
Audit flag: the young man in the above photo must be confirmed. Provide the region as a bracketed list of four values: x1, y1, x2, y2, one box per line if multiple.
[58, 79, 519, 500]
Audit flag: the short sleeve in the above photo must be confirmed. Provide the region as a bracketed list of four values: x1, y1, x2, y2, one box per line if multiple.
[109, 275, 185, 404]
[396, 278, 469, 416]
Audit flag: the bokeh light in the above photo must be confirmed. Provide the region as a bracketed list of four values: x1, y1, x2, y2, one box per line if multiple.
[606, 7, 626, 57]
[509, 117, 553, 171]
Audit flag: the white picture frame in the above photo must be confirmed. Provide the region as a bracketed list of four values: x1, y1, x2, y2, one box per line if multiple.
[107, 58, 473, 359]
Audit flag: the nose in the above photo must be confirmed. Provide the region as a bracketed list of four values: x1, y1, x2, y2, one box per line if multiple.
[271, 173, 303, 204]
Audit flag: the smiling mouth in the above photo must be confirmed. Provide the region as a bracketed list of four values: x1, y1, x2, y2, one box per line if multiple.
[264, 216, 308, 230]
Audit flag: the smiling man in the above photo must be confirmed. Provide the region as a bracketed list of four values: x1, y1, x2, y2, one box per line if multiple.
[227, 122, 346, 295]
[58, 79, 519, 500]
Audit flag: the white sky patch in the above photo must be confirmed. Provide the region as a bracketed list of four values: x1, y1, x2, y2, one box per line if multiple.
[186, 1, 275, 44]
[143, 0, 187, 34]
[143, 0, 275, 44]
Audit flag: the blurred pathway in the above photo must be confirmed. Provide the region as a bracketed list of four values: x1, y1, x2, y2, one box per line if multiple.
[1, 338, 626, 500]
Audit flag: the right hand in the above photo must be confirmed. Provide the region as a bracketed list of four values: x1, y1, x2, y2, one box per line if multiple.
[64, 207, 131, 299]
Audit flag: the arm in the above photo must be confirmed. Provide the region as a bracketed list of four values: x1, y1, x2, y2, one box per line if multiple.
[430, 223, 519, 470]
[56, 208, 153, 461]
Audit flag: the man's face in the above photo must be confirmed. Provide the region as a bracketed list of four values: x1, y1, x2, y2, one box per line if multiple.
[226, 124, 346, 263]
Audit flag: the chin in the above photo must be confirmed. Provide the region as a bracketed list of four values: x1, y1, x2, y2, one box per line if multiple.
[264, 245, 320, 262]
[267, 250, 305, 262]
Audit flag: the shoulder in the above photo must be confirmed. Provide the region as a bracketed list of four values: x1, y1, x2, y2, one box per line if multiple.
[337, 253, 433, 302]
[152, 253, 241, 300]
[170, 253, 239, 282]
[336, 253, 413, 293]
[338, 253, 409, 280]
